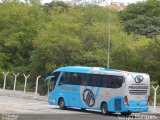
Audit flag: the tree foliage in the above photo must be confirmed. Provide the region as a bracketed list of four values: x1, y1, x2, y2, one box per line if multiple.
[0, 1, 159, 96]
[119, 0, 160, 38]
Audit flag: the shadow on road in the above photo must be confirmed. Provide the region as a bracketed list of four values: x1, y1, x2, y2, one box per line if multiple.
[1, 107, 156, 120]
[52, 107, 121, 117]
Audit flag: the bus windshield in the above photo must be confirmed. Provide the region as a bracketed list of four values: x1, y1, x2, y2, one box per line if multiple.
[48, 72, 60, 92]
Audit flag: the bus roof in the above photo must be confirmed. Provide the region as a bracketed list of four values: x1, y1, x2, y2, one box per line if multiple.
[52, 66, 121, 74]
[51, 66, 150, 76]
[45, 66, 149, 82]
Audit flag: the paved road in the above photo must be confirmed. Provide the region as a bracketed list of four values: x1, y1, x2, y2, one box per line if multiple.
[0, 96, 159, 120]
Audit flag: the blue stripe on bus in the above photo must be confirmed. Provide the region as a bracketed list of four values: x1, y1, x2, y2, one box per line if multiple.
[95, 87, 100, 99]
[131, 74, 135, 80]
[91, 86, 94, 91]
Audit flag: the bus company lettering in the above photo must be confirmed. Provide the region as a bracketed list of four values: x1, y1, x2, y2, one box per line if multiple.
[128, 86, 148, 89]
[60, 86, 77, 92]
[128, 85, 148, 95]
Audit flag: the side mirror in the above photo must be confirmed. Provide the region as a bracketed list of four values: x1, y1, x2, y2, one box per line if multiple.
[45, 76, 55, 84]
[59, 82, 63, 86]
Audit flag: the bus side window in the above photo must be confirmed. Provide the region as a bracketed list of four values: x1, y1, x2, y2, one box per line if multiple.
[80, 73, 88, 86]
[101, 75, 111, 88]
[49, 72, 60, 92]
[101, 75, 106, 87]
[90, 74, 101, 87]
[52, 72, 61, 81]
[76, 73, 82, 85]
[115, 76, 124, 88]
[111, 76, 123, 88]
[70, 72, 79, 85]
[59, 72, 70, 84]
[59, 73, 65, 84]
[100, 75, 124, 88]
[110, 76, 116, 88]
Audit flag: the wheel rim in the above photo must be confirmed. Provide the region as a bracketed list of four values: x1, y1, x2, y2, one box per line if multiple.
[60, 100, 64, 108]
[102, 104, 107, 114]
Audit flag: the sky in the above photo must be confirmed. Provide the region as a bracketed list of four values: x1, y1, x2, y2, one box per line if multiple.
[41, 0, 145, 4]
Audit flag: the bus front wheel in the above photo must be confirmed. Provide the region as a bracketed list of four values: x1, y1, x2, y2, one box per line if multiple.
[59, 98, 66, 110]
[101, 103, 108, 115]
[81, 108, 86, 111]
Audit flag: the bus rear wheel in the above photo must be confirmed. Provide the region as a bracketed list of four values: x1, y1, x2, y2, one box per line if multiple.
[59, 98, 66, 110]
[121, 112, 132, 116]
[101, 103, 108, 115]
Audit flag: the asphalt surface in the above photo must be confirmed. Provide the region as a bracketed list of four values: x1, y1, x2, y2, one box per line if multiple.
[0, 96, 159, 120]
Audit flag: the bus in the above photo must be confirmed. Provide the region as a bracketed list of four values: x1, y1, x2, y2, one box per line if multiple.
[45, 66, 150, 115]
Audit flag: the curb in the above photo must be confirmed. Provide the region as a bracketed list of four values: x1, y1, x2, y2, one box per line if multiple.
[140, 112, 160, 116]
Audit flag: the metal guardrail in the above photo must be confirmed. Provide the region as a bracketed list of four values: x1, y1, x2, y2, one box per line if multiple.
[0, 72, 47, 101]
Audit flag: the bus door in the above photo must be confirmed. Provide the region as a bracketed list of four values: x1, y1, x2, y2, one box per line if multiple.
[47, 72, 61, 105]
[67, 72, 81, 107]
[57, 72, 80, 107]
[56, 72, 70, 106]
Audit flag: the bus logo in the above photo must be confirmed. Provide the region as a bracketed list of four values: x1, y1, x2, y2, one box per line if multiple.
[83, 89, 95, 107]
[135, 75, 144, 83]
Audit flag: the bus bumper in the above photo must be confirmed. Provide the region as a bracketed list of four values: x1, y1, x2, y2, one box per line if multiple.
[122, 106, 149, 113]
[48, 97, 57, 105]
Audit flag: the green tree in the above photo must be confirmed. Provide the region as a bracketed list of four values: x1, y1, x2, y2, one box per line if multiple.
[0, 1, 45, 91]
[119, 0, 160, 38]
[148, 36, 160, 84]
[0, 2, 44, 72]
[30, 10, 83, 76]
[0, 1, 159, 97]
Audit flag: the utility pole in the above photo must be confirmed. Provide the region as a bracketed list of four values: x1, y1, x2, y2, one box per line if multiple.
[107, 0, 111, 69]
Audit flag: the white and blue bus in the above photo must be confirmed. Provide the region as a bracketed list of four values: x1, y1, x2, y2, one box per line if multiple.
[45, 66, 150, 115]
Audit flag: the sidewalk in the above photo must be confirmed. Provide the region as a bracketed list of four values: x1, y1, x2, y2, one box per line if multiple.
[148, 106, 160, 114]
[141, 106, 160, 116]
[0, 89, 47, 101]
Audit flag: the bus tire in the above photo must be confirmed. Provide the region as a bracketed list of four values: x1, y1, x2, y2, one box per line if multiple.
[81, 108, 86, 112]
[101, 103, 108, 115]
[121, 112, 131, 116]
[59, 98, 66, 110]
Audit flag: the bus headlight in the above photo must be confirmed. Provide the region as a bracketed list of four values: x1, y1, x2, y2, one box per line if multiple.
[49, 98, 55, 104]
[52, 99, 55, 103]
